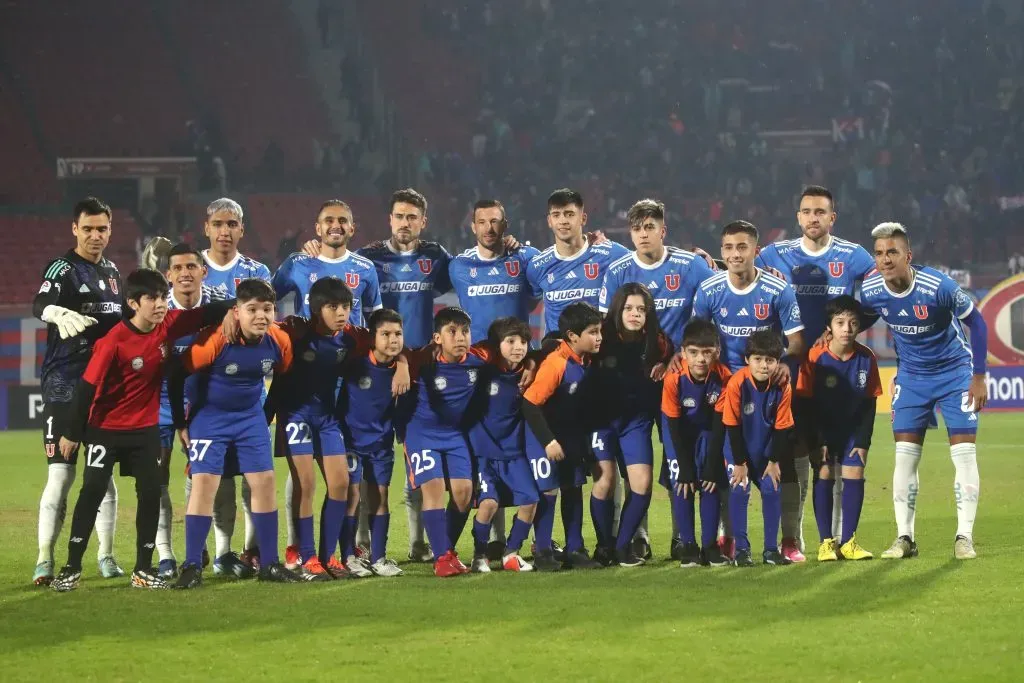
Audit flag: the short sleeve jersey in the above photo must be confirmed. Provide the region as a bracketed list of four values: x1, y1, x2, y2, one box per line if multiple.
[202, 250, 272, 298]
[449, 246, 541, 343]
[527, 241, 630, 333]
[272, 251, 382, 324]
[719, 367, 795, 459]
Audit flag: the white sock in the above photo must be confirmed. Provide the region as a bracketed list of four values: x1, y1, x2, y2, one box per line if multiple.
[95, 477, 118, 559]
[611, 476, 624, 537]
[795, 455, 810, 551]
[671, 506, 680, 540]
[489, 508, 507, 544]
[156, 485, 175, 562]
[405, 485, 424, 547]
[284, 473, 297, 547]
[634, 513, 650, 542]
[240, 476, 256, 550]
[950, 443, 980, 539]
[38, 463, 76, 564]
[893, 442, 923, 540]
[719, 492, 731, 539]
[831, 475, 844, 539]
[356, 498, 372, 547]
[213, 477, 237, 557]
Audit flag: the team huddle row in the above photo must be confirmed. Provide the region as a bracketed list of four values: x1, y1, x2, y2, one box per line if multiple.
[32, 185, 987, 591]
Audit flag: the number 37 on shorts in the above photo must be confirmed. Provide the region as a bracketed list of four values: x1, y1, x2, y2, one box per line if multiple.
[890, 371, 978, 435]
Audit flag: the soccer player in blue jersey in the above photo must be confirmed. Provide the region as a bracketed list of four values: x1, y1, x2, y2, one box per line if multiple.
[522, 302, 604, 571]
[272, 199, 382, 323]
[862, 223, 987, 560]
[756, 185, 877, 558]
[527, 189, 630, 335]
[449, 198, 540, 555]
[719, 331, 797, 566]
[198, 197, 271, 569]
[467, 317, 540, 573]
[796, 296, 880, 561]
[661, 319, 732, 568]
[600, 199, 715, 346]
[588, 283, 673, 567]
[404, 307, 499, 577]
[173, 279, 300, 587]
[340, 308, 408, 576]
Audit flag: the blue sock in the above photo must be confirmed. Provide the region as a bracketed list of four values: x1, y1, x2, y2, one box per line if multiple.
[298, 515, 315, 563]
[506, 516, 531, 554]
[729, 484, 751, 552]
[370, 513, 390, 563]
[760, 476, 781, 552]
[534, 493, 557, 551]
[616, 491, 652, 550]
[252, 511, 280, 566]
[699, 490, 720, 549]
[590, 494, 615, 548]
[446, 501, 470, 548]
[813, 478, 835, 541]
[422, 508, 449, 560]
[319, 498, 346, 563]
[472, 518, 491, 556]
[185, 514, 212, 567]
[672, 490, 697, 545]
[339, 515, 357, 558]
[841, 478, 865, 544]
[561, 486, 584, 553]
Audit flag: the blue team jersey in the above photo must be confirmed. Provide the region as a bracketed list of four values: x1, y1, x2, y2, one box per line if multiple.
[407, 346, 496, 436]
[158, 287, 217, 427]
[449, 246, 541, 343]
[357, 241, 452, 348]
[600, 247, 715, 344]
[797, 343, 882, 436]
[693, 269, 805, 371]
[756, 236, 876, 338]
[523, 340, 594, 442]
[342, 351, 402, 452]
[202, 250, 272, 298]
[272, 251, 382, 324]
[184, 326, 292, 416]
[860, 266, 975, 376]
[662, 361, 732, 435]
[527, 241, 630, 333]
[468, 366, 526, 461]
[720, 367, 795, 462]
[271, 324, 370, 418]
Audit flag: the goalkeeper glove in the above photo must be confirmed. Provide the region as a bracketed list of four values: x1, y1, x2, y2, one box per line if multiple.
[141, 236, 173, 271]
[41, 305, 98, 340]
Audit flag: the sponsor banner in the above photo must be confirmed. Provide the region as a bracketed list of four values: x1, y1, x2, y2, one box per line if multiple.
[56, 157, 197, 179]
[5, 384, 44, 430]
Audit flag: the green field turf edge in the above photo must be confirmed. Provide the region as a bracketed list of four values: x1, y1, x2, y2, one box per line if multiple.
[0, 414, 1021, 682]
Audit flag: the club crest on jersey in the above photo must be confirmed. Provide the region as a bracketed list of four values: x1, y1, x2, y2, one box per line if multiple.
[602, 356, 617, 369]
[505, 261, 521, 277]
[708, 391, 720, 404]
[583, 263, 600, 280]
[345, 273, 360, 288]
[39, 281, 52, 294]
[225, 363, 239, 375]
[418, 259, 433, 275]
[470, 268, 478, 278]
[309, 273, 318, 283]
[261, 359, 274, 375]
[489, 381, 500, 396]
[46, 443, 56, 458]
[828, 262, 844, 277]
[467, 369, 477, 384]
[108, 278, 118, 294]
[434, 376, 448, 391]
[682, 397, 696, 408]
[743, 402, 755, 415]
[302, 350, 317, 362]
[382, 263, 392, 274]
[130, 356, 144, 371]
[336, 348, 348, 362]
[825, 374, 838, 388]
[719, 308, 728, 316]
[358, 376, 372, 390]
[857, 370, 868, 388]
[913, 305, 928, 319]
[664, 274, 680, 291]
[753, 303, 770, 320]
[568, 381, 579, 394]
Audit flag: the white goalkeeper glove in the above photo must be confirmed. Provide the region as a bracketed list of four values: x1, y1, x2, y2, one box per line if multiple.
[41, 305, 98, 340]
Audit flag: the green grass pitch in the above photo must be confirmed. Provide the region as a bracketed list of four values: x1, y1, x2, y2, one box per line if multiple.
[0, 414, 1021, 682]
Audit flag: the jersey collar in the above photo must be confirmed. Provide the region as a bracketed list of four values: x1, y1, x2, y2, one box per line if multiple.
[203, 249, 241, 272]
[318, 250, 352, 264]
[552, 242, 589, 262]
[726, 268, 762, 295]
[799, 235, 833, 257]
[632, 247, 668, 270]
[471, 246, 504, 262]
[881, 268, 917, 299]
[385, 240, 419, 256]
[169, 291, 203, 310]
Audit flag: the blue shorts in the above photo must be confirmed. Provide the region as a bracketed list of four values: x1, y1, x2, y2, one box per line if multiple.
[188, 412, 272, 476]
[159, 423, 175, 450]
[277, 412, 346, 458]
[723, 437, 770, 483]
[404, 430, 474, 488]
[660, 430, 717, 489]
[353, 447, 395, 487]
[823, 433, 868, 468]
[525, 429, 586, 492]
[892, 366, 978, 436]
[591, 418, 654, 470]
[477, 457, 540, 507]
